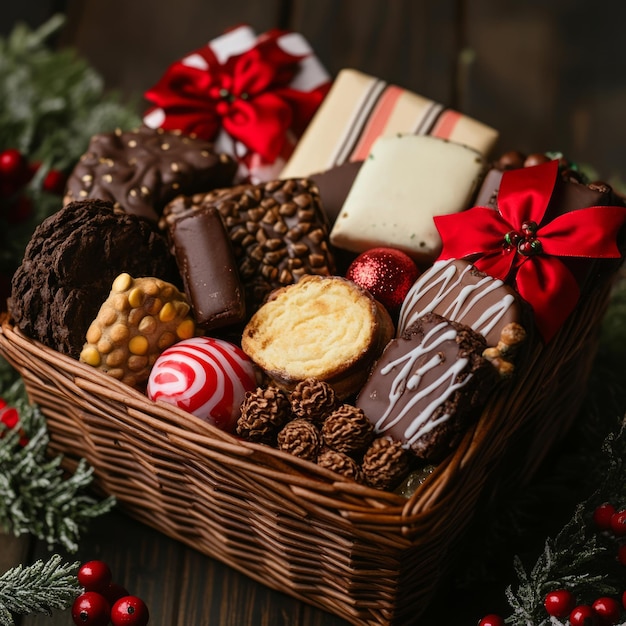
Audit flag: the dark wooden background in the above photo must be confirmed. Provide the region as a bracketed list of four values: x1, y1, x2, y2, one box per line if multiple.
[1, 2, 625, 625]
[3, 0, 626, 185]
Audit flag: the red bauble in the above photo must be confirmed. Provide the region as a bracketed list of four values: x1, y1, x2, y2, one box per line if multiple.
[592, 596, 623, 625]
[544, 588, 576, 618]
[477, 614, 505, 626]
[77, 560, 113, 593]
[570, 604, 599, 626]
[346, 247, 420, 315]
[71, 591, 111, 626]
[111, 595, 150, 626]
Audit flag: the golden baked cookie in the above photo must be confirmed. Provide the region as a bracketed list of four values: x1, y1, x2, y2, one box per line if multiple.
[241, 275, 394, 399]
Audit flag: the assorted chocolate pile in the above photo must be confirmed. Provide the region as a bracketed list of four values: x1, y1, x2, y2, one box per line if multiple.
[7, 101, 626, 494]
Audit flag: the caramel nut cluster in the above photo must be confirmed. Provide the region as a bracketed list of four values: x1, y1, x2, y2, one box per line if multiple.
[80, 273, 196, 388]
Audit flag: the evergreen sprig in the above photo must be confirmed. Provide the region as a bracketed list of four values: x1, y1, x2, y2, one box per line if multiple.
[0, 14, 140, 273]
[0, 554, 80, 626]
[0, 377, 115, 552]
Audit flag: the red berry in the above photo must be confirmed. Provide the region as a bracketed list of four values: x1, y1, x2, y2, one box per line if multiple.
[477, 615, 505, 626]
[592, 596, 623, 625]
[570, 604, 599, 626]
[71, 591, 110, 626]
[42, 168, 67, 195]
[77, 560, 113, 592]
[544, 588, 576, 618]
[0, 149, 27, 182]
[5, 195, 33, 224]
[102, 582, 130, 606]
[593, 503, 617, 531]
[111, 595, 150, 626]
[610, 510, 626, 536]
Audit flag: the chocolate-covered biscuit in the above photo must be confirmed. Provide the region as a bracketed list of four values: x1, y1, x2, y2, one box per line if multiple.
[357, 312, 496, 461]
[163, 178, 335, 312]
[9, 199, 180, 358]
[168, 205, 246, 330]
[64, 126, 237, 222]
[397, 258, 526, 349]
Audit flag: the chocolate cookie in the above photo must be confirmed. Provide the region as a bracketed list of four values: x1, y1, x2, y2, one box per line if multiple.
[9, 199, 180, 358]
[356, 312, 497, 461]
[64, 126, 237, 222]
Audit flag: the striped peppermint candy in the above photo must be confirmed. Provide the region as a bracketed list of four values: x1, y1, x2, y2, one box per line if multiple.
[147, 336, 258, 431]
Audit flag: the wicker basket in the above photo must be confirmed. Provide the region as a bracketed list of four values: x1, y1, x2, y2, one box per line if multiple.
[0, 269, 614, 625]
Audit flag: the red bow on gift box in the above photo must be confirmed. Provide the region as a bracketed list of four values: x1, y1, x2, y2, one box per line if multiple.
[434, 160, 626, 343]
[143, 28, 329, 165]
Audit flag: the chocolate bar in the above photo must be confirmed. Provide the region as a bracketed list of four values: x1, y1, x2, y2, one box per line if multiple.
[168, 205, 246, 330]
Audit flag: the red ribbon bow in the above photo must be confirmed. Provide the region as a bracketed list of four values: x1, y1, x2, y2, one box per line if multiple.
[143, 32, 327, 163]
[434, 160, 626, 342]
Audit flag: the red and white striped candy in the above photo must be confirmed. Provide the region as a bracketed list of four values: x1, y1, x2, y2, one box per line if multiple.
[147, 336, 257, 432]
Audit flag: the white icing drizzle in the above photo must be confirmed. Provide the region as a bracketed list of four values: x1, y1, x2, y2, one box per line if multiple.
[375, 321, 472, 446]
[397, 259, 515, 342]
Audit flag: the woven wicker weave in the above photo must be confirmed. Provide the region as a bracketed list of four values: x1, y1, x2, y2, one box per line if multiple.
[0, 269, 614, 625]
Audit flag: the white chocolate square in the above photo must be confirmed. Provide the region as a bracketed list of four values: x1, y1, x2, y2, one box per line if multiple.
[329, 135, 486, 264]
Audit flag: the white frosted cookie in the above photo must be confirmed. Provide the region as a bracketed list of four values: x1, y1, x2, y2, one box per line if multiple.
[329, 135, 486, 264]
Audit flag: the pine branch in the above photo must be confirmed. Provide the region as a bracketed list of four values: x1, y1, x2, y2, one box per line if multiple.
[0, 554, 80, 626]
[0, 377, 115, 551]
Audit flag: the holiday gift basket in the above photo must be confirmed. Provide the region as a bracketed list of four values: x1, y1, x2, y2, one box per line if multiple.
[2, 22, 626, 626]
[0, 248, 621, 626]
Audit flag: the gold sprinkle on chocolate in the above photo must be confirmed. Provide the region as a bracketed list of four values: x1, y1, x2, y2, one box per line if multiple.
[171, 162, 180, 172]
[103, 174, 113, 183]
[161, 143, 171, 150]
[140, 186, 150, 196]
[128, 139, 137, 148]
[129, 188, 138, 197]
[81, 174, 93, 183]
[79, 190, 88, 197]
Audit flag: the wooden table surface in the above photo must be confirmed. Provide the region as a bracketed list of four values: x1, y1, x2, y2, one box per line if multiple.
[0, 503, 512, 625]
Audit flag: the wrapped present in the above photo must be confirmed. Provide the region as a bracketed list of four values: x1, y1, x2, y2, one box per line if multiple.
[143, 25, 331, 183]
[280, 68, 499, 179]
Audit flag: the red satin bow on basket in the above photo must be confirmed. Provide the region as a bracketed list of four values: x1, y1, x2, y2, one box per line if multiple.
[143, 26, 330, 177]
[434, 160, 626, 343]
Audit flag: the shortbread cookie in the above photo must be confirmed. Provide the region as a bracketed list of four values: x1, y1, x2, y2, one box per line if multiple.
[241, 275, 394, 399]
[9, 199, 180, 359]
[357, 312, 496, 461]
[64, 126, 237, 222]
[329, 134, 486, 264]
[80, 273, 196, 388]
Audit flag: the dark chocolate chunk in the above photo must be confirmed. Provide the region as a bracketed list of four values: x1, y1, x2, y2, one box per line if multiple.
[168, 205, 246, 330]
[309, 160, 363, 225]
[64, 126, 237, 222]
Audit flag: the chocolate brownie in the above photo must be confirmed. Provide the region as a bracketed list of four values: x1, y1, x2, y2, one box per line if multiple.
[9, 199, 180, 358]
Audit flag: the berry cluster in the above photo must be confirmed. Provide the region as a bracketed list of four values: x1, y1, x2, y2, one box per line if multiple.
[0, 397, 28, 446]
[72, 560, 149, 626]
[0, 147, 66, 224]
[478, 502, 626, 626]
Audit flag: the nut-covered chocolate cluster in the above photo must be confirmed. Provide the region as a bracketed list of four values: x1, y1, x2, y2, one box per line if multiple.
[80, 272, 196, 388]
[236, 377, 414, 491]
[163, 178, 335, 311]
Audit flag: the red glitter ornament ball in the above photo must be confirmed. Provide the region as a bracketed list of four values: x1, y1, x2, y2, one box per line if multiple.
[346, 247, 420, 315]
